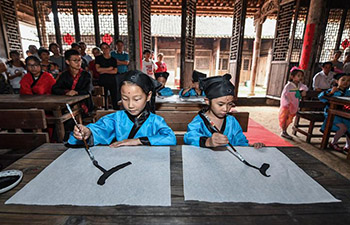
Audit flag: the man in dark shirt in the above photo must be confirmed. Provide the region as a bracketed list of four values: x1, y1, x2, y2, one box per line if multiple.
[95, 42, 118, 109]
[51, 49, 93, 141]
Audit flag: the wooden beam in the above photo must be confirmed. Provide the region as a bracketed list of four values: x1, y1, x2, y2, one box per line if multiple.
[33, 0, 42, 47]
[180, 0, 197, 88]
[248, 22, 262, 96]
[228, 0, 247, 98]
[127, 0, 142, 70]
[112, 0, 120, 43]
[51, 0, 63, 52]
[92, 0, 100, 46]
[72, 0, 81, 43]
[0, 1, 9, 57]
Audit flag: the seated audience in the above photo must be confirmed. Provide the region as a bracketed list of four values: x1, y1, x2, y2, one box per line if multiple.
[20, 56, 56, 95]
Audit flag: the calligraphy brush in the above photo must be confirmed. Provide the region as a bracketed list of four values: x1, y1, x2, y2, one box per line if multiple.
[66, 104, 132, 185]
[201, 112, 270, 177]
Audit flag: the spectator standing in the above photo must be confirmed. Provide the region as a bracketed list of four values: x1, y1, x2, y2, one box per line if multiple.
[155, 53, 167, 73]
[79, 42, 93, 64]
[0, 58, 12, 94]
[38, 48, 51, 72]
[88, 47, 102, 82]
[6, 50, 26, 93]
[49, 42, 66, 72]
[331, 50, 343, 71]
[142, 49, 157, 79]
[95, 42, 118, 109]
[111, 40, 129, 74]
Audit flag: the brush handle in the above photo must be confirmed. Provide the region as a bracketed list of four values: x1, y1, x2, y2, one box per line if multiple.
[203, 113, 238, 153]
[66, 104, 95, 161]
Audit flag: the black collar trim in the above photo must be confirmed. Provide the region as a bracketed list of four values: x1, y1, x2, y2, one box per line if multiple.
[126, 109, 150, 139]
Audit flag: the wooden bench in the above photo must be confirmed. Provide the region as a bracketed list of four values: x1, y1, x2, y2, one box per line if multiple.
[0, 109, 49, 169]
[292, 90, 326, 143]
[92, 86, 105, 110]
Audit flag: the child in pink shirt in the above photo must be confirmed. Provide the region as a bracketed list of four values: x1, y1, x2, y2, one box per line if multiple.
[279, 67, 308, 140]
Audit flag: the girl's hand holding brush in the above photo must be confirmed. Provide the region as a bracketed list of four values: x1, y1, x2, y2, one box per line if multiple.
[73, 124, 92, 140]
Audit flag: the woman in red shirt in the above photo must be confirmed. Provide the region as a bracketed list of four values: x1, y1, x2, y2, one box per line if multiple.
[20, 56, 56, 95]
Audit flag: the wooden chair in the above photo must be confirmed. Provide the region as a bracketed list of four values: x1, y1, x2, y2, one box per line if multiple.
[0, 109, 49, 169]
[292, 90, 326, 143]
[92, 86, 105, 110]
[228, 111, 249, 132]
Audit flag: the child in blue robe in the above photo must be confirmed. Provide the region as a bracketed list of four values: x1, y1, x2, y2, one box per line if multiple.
[68, 70, 176, 147]
[179, 70, 206, 97]
[155, 72, 174, 96]
[184, 74, 264, 149]
[318, 73, 350, 152]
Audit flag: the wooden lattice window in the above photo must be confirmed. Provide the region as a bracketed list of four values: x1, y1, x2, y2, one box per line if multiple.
[229, 0, 244, 61]
[184, 0, 196, 61]
[320, 9, 344, 62]
[141, 0, 152, 52]
[290, 6, 308, 63]
[340, 9, 350, 50]
[243, 59, 250, 70]
[0, 0, 23, 53]
[340, 9, 350, 49]
[272, 1, 295, 61]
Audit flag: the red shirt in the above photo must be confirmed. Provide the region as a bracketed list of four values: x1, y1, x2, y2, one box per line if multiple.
[155, 61, 167, 73]
[20, 71, 56, 95]
[88, 60, 100, 80]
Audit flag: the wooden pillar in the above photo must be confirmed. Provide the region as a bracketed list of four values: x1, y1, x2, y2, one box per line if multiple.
[127, 0, 142, 70]
[51, 0, 62, 52]
[92, 0, 100, 46]
[72, 0, 81, 43]
[154, 36, 158, 59]
[228, 0, 247, 97]
[180, 0, 197, 88]
[39, 5, 48, 48]
[299, 0, 329, 86]
[0, 4, 8, 58]
[264, 47, 273, 88]
[214, 38, 221, 75]
[112, 0, 120, 44]
[248, 22, 262, 96]
[32, 0, 42, 46]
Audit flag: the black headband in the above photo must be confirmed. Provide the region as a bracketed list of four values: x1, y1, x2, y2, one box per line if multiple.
[119, 70, 162, 94]
[192, 70, 206, 82]
[199, 74, 235, 99]
[334, 73, 350, 80]
[155, 72, 170, 80]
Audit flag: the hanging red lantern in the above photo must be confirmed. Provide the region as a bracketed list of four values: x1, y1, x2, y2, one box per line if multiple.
[63, 33, 74, 45]
[102, 33, 113, 45]
[341, 39, 349, 50]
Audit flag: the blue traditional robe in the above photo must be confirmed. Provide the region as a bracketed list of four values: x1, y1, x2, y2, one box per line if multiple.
[179, 88, 205, 97]
[318, 88, 350, 133]
[68, 110, 177, 146]
[184, 112, 249, 147]
[158, 87, 174, 96]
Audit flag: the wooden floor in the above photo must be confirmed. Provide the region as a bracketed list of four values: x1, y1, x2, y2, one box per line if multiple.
[1, 144, 350, 225]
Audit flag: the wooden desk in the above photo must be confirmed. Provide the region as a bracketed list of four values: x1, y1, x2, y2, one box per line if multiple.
[320, 96, 350, 156]
[156, 95, 205, 111]
[1, 143, 350, 224]
[0, 94, 89, 142]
